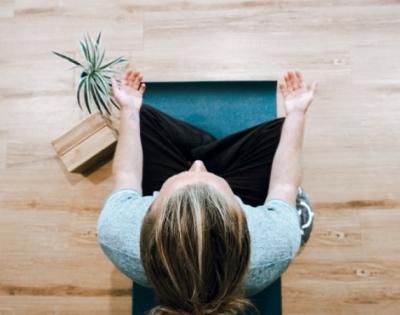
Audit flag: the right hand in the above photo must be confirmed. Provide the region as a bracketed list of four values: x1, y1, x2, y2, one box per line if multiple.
[111, 69, 146, 112]
[278, 71, 317, 115]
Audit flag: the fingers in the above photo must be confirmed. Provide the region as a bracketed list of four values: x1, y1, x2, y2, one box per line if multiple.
[289, 71, 305, 90]
[279, 83, 288, 98]
[290, 71, 299, 89]
[139, 82, 146, 95]
[284, 71, 297, 93]
[129, 71, 138, 83]
[295, 71, 304, 88]
[284, 74, 292, 92]
[280, 70, 310, 97]
[123, 70, 131, 82]
[122, 69, 144, 90]
[134, 74, 143, 89]
[122, 70, 131, 86]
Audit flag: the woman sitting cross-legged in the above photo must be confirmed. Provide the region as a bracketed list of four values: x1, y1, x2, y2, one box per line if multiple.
[97, 69, 317, 315]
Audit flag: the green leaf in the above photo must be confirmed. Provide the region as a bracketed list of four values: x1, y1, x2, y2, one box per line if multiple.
[87, 33, 97, 70]
[92, 83, 111, 115]
[52, 51, 83, 67]
[96, 31, 102, 45]
[99, 56, 127, 70]
[76, 77, 86, 110]
[102, 69, 119, 74]
[79, 40, 89, 61]
[92, 75, 114, 114]
[83, 33, 93, 68]
[96, 46, 105, 69]
[94, 32, 104, 68]
[110, 97, 121, 110]
[83, 78, 92, 114]
[93, 72, 109, 95]
[89, 82, 105, 114]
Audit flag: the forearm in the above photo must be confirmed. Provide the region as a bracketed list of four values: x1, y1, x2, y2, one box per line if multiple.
[112, 108, 143, 189]
[267, 111, 306, 206]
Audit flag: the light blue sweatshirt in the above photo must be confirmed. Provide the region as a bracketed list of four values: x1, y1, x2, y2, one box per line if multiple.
[97, 188, 301, 296]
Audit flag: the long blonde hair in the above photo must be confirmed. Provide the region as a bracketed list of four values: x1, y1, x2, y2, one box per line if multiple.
[140, 183, 257, 315]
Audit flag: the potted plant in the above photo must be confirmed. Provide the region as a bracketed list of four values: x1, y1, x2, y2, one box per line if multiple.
[51, 32, 127, 173]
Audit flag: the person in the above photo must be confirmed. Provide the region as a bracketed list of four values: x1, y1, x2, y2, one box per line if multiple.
[97, 69, 317, 315]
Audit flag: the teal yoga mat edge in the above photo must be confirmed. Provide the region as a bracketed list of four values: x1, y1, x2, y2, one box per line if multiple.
[142, 79, 277, 82]
[142, 80, 277, 139]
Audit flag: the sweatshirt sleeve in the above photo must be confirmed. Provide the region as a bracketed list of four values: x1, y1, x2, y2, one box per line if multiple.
[262, 198, 302, 258]
[244, 198, 302, 296]
[96, 188, 152, 288]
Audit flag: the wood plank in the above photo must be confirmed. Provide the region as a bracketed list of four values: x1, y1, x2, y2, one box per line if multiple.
[283, 207, 400, 315]
[0, 208, 132, 314]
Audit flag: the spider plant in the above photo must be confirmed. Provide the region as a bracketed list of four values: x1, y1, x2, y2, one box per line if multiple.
[52, 32, 127, 116]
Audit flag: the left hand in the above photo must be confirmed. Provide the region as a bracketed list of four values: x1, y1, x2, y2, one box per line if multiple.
[111, 69, 146, 112]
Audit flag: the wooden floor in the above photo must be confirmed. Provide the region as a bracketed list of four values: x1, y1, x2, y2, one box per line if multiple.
[1, 0, 399, 314]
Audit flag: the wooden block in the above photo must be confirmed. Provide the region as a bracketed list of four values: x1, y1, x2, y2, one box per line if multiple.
[51, 112, 118, 173]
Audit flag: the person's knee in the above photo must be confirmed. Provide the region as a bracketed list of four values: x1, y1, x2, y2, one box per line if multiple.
[258, 117, 285, 133]
[140, 103, 151, 113]
[139, 103, 157, 119]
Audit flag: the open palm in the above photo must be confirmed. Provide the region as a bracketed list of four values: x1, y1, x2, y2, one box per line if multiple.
[279, 71, 317, 115]
[111, 70, 146, 111]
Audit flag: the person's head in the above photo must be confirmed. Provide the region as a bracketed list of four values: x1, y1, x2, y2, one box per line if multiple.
[140, 160, 256, 315]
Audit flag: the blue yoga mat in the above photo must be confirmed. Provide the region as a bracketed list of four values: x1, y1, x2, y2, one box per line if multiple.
[134, 80, 281, 315]
[142, 81, 277, 139]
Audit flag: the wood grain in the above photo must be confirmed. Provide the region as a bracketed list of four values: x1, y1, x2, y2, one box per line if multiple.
[0, 0, 399, 314]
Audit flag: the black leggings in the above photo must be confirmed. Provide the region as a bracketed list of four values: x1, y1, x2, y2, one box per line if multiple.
[139, 104, 285, 207]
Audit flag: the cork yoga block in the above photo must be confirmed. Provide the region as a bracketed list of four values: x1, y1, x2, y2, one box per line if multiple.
[51, 112, 118, 173]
